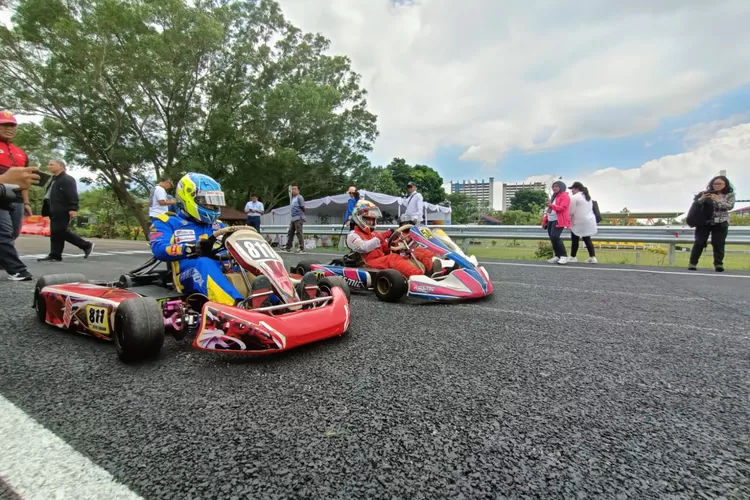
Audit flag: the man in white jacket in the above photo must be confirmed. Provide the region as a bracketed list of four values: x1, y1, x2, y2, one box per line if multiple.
[567, 181, 598, 263]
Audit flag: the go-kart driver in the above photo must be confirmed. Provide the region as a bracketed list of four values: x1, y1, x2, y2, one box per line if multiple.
[149, 172, 246, 306]
[345, 200, 440, 277]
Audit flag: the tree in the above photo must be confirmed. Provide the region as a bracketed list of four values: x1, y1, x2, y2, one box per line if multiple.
[443, 192, 477, 224]
[508, 189, 548, 213]
[1, 0, 377, 231]
[380, 158, 446, 203]
[11, 121, 65, 214]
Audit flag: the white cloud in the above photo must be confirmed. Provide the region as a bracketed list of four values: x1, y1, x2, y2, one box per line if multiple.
[538, 123, 750, 213]
[276, 0, 750, 165]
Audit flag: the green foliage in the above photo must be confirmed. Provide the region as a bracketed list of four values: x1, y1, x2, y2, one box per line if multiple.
[498, 210, 541, 225]
[534, 241, 554, 260]
[78, 186, 145, 239]
[1, 0, 377, 231]
[351, 157, 446, 204]
[509, 189, 549, 213]
[443, 192, 478, 224]
[730, 213, 750, 226]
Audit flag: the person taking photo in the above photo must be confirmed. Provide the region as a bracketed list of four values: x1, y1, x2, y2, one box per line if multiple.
[688, 175, 735, 272]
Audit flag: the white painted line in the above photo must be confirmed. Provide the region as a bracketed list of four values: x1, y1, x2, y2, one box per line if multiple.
[0, 395, 144, 500]
[460, 304, 747, 338]
[478, 260, 750, 279]
[284, 250, 750, 279]
[491, 280, 706, 302]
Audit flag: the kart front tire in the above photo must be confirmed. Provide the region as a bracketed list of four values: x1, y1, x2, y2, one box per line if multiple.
[113, 297, 165, 363]
[294, 259, 320, 275]
[34, 273, 88, 323]
[373, 270, 407, 303]
[318, 276, 351, 303]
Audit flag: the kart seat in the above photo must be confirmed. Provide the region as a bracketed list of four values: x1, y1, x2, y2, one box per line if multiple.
[342, 252, 365, 267]
[224, 272, 255, 298]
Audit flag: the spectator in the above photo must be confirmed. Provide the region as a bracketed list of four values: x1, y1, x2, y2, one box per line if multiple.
[37, 159, 94, 263]
[568, 181, 598, 264]
[689, 175, 735, 272]
[244, 194, 264, 233]
[404, 181, 424, 225]
[148, 176, 176, 219]
[0, 111, 34, 281]
[542, 180, 570, 265]
[344, 186, 359, 222]
[281, 184, 306, 254]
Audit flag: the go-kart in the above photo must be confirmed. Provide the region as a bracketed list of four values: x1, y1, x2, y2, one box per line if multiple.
[32, 226, 352, 362]
[291, 224, 493, 302]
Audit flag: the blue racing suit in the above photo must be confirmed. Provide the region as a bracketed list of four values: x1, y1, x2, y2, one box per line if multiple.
[149, 212, 244, 306]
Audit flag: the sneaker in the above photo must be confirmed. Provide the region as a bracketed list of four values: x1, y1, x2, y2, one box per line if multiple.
[688, 264, 697, 271]
[547, 257, 560, 264]
[8, 270, 33, 281]
[249, 276, 273, 309]
[715, 265, 725, 273]
[296, 271, 319, 303]
[586, 257, 598, 264]
[567, 257, 578, 263]
[297, 249, 307, 254]
[84, 242, 95, 259]
[37, 256, 62, 263]
[557, 257, 569, 265]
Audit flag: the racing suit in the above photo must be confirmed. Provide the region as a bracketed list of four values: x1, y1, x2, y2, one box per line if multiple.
[149, 212, 243, 306]
[345, 226, 436, 277]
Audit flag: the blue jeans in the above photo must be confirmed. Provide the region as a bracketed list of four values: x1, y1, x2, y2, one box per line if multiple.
[246, 217, 261, 232]
[177, 257, 244, 305]
[0, 203, 26, 274]
[547, 221, 568, 257]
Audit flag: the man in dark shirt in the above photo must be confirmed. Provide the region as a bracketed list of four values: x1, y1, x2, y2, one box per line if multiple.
[37, 159, 94, 262]
[0, 111, 33, 280]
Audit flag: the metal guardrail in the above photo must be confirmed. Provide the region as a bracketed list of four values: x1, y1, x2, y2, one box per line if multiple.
[258, 224, 750, 265]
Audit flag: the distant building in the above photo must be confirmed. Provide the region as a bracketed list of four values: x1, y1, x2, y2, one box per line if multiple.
[502, 181, 548, 211]
[447, 177, 503, 210]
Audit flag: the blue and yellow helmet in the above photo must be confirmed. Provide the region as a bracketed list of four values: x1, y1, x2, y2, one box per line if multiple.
[175, 172, 225, 224]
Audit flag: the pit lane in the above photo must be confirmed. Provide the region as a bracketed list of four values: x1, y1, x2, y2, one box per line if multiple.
[1, 237, 749, 499]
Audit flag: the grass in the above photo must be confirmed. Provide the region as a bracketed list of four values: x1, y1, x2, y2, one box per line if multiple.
[468, 240, 750, 270]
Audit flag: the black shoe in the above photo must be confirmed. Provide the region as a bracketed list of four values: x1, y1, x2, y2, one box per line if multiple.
[715, 265, 725, 272]
[84, 242, 95, 259]
[8, 270, 33, 281]
[37, 256, 62, 263]
[688, 264, 697, 271]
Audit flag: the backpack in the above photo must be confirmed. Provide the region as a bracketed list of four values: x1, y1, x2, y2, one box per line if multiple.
[686, 199, 713, 228]
[592, 200, 602, 224]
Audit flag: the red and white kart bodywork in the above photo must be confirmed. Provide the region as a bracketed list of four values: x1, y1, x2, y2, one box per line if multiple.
[33, 227, 351, 362]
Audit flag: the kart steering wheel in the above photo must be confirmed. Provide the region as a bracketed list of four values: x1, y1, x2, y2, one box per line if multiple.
[387, 224, 414, 253]
[200, 225, 260, 260]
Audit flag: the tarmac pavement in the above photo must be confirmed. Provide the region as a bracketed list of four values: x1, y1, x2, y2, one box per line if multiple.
[1, 236, 749, 499]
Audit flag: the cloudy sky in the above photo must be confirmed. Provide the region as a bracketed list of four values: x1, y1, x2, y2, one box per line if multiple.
[276, 0, 750, 212]
[3, 2, 750, 212]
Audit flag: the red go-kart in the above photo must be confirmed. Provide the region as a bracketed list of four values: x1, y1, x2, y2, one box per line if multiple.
[32, 226, 352, 362]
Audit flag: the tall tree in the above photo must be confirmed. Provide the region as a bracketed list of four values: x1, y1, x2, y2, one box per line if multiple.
[443, 192, 477, 224]
[382, 157, 446, 203]
[1, 0, 377, 231]
[508, 189, 549, 213]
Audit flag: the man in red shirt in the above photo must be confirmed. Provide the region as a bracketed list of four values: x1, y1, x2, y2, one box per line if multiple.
[0, 111, 34, 280]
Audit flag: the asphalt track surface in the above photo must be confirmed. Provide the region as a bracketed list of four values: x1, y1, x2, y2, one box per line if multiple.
[1, 237, 749, 499]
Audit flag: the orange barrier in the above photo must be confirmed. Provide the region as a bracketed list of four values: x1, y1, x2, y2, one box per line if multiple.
[21, 215, 51, 236]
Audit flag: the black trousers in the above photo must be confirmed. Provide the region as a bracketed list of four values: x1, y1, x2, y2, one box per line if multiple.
[690, 222, 729, 266]
[570, 232, 596, 257]
[547, 221, 567, 257]
[49, 213, 90, 260]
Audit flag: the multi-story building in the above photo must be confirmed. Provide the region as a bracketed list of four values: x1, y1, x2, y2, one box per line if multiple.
[447, 178, 503, 210]
[501, 181, 548, 211]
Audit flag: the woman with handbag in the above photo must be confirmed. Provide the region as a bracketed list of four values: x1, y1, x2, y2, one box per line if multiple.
[542, 180, 571, 264]
[688, 175, 735, 272]
[567, 181, 598, 263]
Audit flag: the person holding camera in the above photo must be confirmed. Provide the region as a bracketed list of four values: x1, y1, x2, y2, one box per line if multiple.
[0, 111, 34, 281]
[688, 175, 735, 272]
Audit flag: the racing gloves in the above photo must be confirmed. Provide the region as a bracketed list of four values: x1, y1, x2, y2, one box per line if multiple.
[184, 238, 216, 258]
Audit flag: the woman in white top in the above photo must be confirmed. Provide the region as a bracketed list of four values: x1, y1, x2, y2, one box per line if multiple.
[567, 181, 598, 263]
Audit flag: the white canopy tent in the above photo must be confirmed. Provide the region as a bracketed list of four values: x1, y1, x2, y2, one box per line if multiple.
[261, 190, 452, 226]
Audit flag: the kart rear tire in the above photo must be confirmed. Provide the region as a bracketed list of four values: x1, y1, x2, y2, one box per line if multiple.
[113, 297, 165, 363]
[373, 269, 407, 303]
[318, 276, 351, 303]
[34, 273, 88, 323]
[293, 259, 320, 275]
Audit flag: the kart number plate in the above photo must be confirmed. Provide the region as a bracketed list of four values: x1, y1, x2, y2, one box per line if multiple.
[419, 228, 432, 238]
[239, 239, 276, 261]
[85, 305, 110, 335]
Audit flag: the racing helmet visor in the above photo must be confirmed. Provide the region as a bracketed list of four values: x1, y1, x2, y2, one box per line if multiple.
[195, 190, 226, 209]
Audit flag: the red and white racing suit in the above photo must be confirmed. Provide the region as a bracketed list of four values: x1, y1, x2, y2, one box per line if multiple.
[346, 226, 436, 277]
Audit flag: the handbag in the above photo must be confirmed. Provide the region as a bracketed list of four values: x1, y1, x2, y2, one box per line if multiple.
[592, 200, 602, 223]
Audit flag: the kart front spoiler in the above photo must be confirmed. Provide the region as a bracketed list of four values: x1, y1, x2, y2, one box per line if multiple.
[407, 266, 494, 301]
[192, 286, 351, 353]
